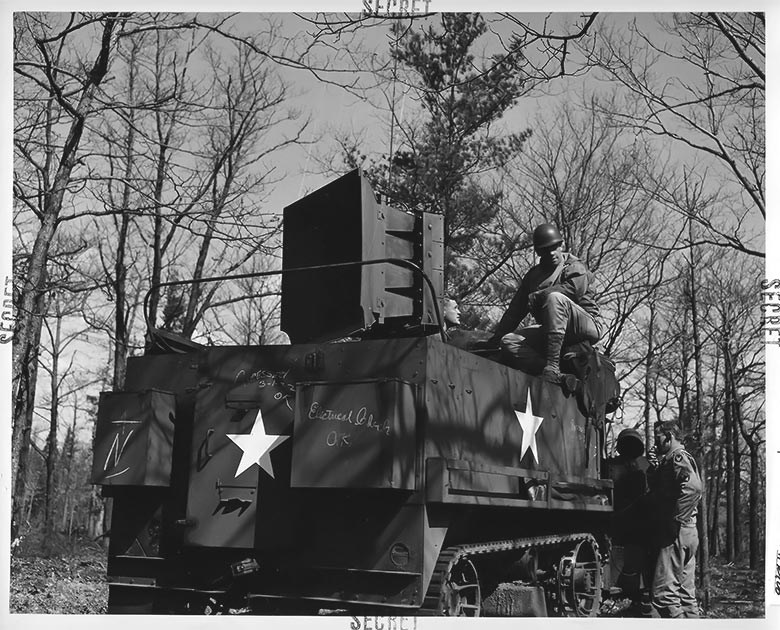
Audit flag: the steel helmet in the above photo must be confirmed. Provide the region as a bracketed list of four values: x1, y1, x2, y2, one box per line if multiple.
[532, 223, 563, 251]
[616, 428, 644, 458]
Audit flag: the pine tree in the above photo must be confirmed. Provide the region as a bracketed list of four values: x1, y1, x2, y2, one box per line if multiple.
[360, 14, 529, 309]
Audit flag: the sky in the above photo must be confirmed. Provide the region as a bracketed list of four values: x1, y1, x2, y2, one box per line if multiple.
[1, 0, 779, 628]
[183, 11, 766, 255]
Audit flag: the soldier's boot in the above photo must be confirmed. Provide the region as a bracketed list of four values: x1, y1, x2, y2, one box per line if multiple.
[541, 333, 578, 393]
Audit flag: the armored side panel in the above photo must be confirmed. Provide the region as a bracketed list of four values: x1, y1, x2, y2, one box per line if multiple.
[281, 169, 444, 343]
[422, 338, 611, 512]
[292, 378, 417, 489]
[182, 340, 428, 550]
[176, 340, 436, 609]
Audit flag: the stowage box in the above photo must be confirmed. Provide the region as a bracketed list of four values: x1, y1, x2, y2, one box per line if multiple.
[91, 389, 175, 486]
[291, 378, 417, 490]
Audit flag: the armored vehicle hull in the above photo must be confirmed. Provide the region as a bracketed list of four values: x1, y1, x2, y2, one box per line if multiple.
[95, 337, 613, 616]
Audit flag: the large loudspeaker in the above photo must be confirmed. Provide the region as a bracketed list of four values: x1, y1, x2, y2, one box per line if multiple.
[281, 170, 443, 343]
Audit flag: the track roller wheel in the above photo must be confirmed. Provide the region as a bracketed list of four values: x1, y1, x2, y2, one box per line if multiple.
[556, 537, 602, 617]
[424, 552, 481, 617]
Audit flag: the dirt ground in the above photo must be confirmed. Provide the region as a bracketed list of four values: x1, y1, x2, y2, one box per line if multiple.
[8, 546, 765, 617]
[9, 544, 108, 614]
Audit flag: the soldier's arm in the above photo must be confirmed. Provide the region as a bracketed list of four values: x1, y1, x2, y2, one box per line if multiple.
[673, 454, 702, 523]
[489, 282, 530, 342]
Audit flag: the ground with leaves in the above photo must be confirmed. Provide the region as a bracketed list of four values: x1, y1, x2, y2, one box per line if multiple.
[706, 561, 765, 618]
[10, 542, 108, 614]
[599, 560, 765, 618]
[9, 545, 764, 617]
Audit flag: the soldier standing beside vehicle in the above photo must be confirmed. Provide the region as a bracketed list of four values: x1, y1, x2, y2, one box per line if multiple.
[647, 420, 703, 618]
[608, 427, 654, 616]
[485, 224, 602, 385]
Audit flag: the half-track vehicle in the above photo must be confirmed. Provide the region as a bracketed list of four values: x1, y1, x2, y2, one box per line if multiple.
[92, 170, 621, 616]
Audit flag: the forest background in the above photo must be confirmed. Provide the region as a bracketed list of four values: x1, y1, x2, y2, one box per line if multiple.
[2, 3, 773, 619]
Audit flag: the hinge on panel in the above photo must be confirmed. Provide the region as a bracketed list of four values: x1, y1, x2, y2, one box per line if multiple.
[305, 349, 324, 372]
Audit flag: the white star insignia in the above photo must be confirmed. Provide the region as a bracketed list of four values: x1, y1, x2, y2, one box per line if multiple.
[226, 409, 290, 479]
[514, 390, 545, 463]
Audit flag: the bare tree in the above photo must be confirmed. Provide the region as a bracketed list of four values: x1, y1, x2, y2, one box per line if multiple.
[12, 12, 373, 541]
[176, 40, 306, 339]
[36, 289, 96, 547]
[208, 256, 284, 346]
[583, 13, 764, 257]
[12, 12, 128, 538]
[701, 253, 764, 568]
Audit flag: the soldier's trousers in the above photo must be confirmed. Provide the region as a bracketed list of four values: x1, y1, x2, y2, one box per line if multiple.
[652, 522, 699, 618]
[500, 294, 601, 373]
[538, 292, 601, 339]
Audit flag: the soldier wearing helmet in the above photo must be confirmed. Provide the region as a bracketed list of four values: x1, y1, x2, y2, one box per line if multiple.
[486, 223, 602, 385]
[613, 428, 650, 505]
[608, 427, 654, 616]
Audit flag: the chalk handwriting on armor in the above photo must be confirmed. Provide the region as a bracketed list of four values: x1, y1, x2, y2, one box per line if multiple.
[233, 368, 294, 410]
[326, 431, 351, 447]
[308, 402, 391, 436]
[103, 419, 142, 478]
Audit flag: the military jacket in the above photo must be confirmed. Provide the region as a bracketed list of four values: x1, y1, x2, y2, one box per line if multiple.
[444, 327, 491, 351]
[608, 454, 652, 544]
[649, 446, 703, 525]
[492, 253, 600, 340]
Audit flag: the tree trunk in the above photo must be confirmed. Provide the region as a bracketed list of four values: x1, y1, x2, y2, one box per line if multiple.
[723, 338, 743, 560]
[12, 13, 122, 539]
[707, 346, 722, 557]
[709, 441, 723, 557]
[643, 302, 655, 445]
[181, 215, 217, 338]
[747, 442, 760, 568]
[43, 309, 62, 549]
[25, 482, 36, 526]
[723, 335, 735, 562]
[147, 138, 167, 332]
[112, 42, 138, 390]
[60, 404, 78, 532]
[180, 190, 232, 338]
[11, 286, 47, 540]
[725, 340, 762, 570]
[687, 218, 709, 607]
[678, 313, 690, 430]
[145, 32, 176, 336]
[731, 395, 742, 559]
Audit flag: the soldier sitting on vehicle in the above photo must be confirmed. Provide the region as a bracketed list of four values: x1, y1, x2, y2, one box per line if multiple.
[441, 297, 492, 351]
[484, 224, 603, 388]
